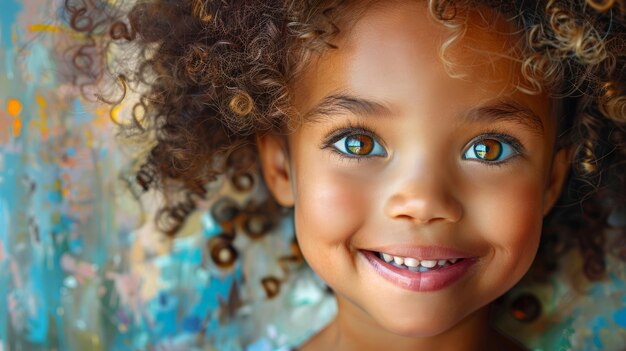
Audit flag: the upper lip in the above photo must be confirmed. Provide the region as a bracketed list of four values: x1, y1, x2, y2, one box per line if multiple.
[364, 245, 478, 260]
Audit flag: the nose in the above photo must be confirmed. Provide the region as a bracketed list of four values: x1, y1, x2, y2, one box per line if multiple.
[383, 165, 463, 225]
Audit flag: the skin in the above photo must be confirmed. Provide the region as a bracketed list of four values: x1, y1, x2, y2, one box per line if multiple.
[256, 1, 571, 350]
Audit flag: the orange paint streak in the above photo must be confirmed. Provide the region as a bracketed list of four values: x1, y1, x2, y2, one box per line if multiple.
[36, 94, 47, 109]
[13, 118, 22, 138]
[28, 24, 87, 40]
[93, 105, 111, 127]
[7, 99, 22, 117]
[85, 129, 94, 148]
[109, 104, 124, 125]
[28, 24, 62, 33]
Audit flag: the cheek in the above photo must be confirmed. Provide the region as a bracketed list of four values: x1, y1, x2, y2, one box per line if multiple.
[293, 163, 369, 247]
[291, 161, 374, 285]
[470, 175, 545, 275]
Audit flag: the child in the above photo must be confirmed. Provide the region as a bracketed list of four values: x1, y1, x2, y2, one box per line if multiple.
[64, 0, 625, 349]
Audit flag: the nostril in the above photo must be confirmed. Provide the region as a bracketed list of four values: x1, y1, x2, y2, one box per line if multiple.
[384, 193, 463, 225]
[395, 214, 450, 225]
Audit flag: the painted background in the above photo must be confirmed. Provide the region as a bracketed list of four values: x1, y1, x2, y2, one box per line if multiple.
[0, 0, 336, 350]
[0, 0, 625, 350]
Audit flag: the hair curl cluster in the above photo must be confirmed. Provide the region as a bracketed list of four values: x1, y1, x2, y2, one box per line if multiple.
[64, 0, 625, 282]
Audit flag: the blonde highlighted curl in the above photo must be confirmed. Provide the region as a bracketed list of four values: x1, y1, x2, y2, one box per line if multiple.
[63, 0, 625, 283]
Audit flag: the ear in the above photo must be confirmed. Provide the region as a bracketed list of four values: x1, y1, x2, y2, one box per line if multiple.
[543, 146, 574, 216]
[255, 132, 295, 207]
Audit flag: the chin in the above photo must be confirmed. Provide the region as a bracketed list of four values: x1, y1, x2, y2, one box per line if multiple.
[374, 312, 464, 338]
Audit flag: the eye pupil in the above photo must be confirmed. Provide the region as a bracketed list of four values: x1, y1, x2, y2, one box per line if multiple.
[473, 139, 502, 160]
[346, 135, 374, 155]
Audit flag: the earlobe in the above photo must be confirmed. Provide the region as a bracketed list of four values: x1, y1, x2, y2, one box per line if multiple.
[255, 132, 295, 207]
[543, 146, 574, 216]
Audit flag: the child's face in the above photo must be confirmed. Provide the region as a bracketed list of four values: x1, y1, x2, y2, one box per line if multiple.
[258, 1, 570, 339]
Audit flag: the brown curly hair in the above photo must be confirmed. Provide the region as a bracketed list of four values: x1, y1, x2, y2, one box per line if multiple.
[62, 0, 625, 286]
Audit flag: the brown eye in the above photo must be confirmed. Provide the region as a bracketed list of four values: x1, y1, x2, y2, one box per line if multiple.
[473, 139, 502, 161]
[330, 130, 386, 157]
[346, 134, 374, 155]
[463, 136, 519, 163]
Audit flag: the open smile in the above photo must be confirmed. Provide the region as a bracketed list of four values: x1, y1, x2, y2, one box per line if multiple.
[360, 250, 479, 292]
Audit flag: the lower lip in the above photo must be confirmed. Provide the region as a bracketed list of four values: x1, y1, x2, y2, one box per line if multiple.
[361, 250, 478, 292]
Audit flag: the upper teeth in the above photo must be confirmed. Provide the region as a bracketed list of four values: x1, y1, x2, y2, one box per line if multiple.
[381, 252, 459, 267]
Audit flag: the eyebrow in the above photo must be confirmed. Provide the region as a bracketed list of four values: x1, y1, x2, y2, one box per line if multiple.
[303, 93, 545, 134]
[303, 93, 393, 123]
[464, 99, 545, 135]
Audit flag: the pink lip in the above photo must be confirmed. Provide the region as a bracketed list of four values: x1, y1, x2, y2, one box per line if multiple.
[361, 250, 479, 292]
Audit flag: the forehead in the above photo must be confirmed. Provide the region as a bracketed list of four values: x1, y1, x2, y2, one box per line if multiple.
[291, 0, 556, 134]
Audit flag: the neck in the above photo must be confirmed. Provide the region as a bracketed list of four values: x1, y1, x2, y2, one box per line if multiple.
[314, 297, 498, 351]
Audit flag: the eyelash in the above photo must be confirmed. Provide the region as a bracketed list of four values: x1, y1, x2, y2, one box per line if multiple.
[321, 123, 525, 165]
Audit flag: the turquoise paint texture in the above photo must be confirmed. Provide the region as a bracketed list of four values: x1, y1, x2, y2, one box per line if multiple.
[0, 3, 311, 349]
[1, 0, 21, 80]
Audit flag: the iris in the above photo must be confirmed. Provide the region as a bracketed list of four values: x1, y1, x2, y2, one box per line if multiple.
[464, 138, 516, 162]
[332, 133, 385, 157]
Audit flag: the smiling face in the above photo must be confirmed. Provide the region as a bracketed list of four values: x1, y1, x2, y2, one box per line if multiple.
[257, 0, 570, 345]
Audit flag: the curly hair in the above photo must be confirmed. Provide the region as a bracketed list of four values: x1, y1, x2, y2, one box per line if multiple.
[63, 0, 625, 288]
